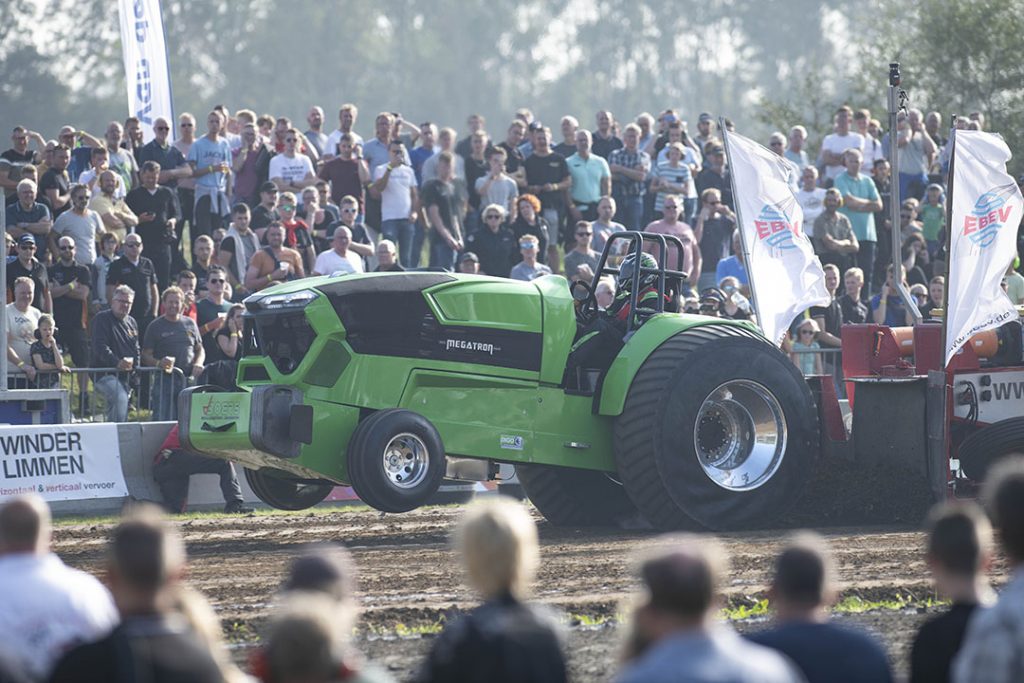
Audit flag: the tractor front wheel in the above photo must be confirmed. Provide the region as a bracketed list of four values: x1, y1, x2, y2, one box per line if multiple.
[244, 468, 334, 511]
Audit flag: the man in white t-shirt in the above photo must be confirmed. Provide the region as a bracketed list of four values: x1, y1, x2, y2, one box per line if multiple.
[6, 277, 42, 383]
[323, 103, 364, 159]
[0, 495, 118, 681]
[796, 166, 827, 227]
[269, 128, 316, 196]
[819, 106, 865, 183]
[371, 140, 419, 268]
[312, 225, 364, 276]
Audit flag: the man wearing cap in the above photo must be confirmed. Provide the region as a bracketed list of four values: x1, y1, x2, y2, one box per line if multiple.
[251, 180, 282, 236]
[458, 251, 481, 274]
[694, 114, 717, 159]
[7, 234, 51, 313]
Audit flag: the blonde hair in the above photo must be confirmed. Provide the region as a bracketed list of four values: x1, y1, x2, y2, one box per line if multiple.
[456, 499, 539, 599]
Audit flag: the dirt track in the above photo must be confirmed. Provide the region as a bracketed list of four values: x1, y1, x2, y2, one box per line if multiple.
[53, 504, 1010, 681]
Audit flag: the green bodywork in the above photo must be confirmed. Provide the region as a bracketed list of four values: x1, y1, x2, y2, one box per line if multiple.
[183, 272, 759, 484]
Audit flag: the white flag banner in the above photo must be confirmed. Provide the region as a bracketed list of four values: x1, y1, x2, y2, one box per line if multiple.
[945, 130, 1024, 366]
[724, 131, 830, 345]
[118, 0, 174, 141]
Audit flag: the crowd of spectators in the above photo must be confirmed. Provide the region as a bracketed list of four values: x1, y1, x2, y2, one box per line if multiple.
[3, 456, 1024, 682]
[4, 104, 1022, 410]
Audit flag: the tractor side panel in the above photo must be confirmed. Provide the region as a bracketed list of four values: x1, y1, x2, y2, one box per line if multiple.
[534, 275, 578, 385]
[849, 378, 928, 476]
[531, 387, 616, 471]
[598, 316, 762, 416]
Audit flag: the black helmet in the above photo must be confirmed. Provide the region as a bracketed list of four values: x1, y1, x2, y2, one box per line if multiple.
[618, 252, 659, 291]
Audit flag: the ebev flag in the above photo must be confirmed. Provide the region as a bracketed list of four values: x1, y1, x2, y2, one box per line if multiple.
[118, 0, 174, 141]
[724, 130, 829, 345]
[945, 130, 1024, 366]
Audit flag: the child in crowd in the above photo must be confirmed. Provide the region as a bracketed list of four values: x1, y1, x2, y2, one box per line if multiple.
[30, 314, 68, 388]
[790, 318, 822, 376]
[920, 184, 945, 258]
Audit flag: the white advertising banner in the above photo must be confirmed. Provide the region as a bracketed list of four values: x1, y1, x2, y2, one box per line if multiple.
[945, 131, 1024, 366]
[118, 0, 174, 141]
[724, 130, 830, 345]
[0, 424, 128, 502]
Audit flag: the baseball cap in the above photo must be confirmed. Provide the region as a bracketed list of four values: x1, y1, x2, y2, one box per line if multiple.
[460, 251, 480, 263]
[926, 183, 944, 193]
[259, 181, 278, 193]
[698, 112, 713, 123]
[528, 121, 544, 132]
[17, 235, 35, 248]
[708, 145, 725, 155]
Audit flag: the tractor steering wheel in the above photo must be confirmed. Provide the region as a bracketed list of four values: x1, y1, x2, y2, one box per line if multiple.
[570, 279, 598, 326]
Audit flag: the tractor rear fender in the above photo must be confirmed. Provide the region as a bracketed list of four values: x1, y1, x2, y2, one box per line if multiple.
[597, 315, 760, 416]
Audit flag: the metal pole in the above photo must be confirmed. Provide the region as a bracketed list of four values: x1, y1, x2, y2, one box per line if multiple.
[887, 63, 923, 322]
[940, 124, 957, 363]
[1, 197, 7, 392]
[719, 118, 766, 336]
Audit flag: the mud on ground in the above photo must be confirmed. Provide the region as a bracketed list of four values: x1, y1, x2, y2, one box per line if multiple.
[53, 506, 1009, 682]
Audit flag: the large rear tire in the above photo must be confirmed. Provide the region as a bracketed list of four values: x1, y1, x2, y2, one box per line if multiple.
[614, 324, 818, 530]
[517, 464, 638, 526]
[244, 468, 334, 511]
[346, 409, 446, 513]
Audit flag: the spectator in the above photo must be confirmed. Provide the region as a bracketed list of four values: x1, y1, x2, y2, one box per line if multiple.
[694, 145, 732, 210]
[523, 127, 570, 265]
[152, 424, 251, 514]
[715, 231, 749, 296]
[91, 284, 139, 423]
[953, 457, 1024, 682]
[218, 204, 262, 296]
[455, 113, 487, 161]
[510, 194, 551, 265]
[2, 127, 44, 188]
[318, 133, 369, 214]
[459, 252, 480, 274]
[375, 239, 403, 272]
[7, 234, 51, 313]
[324, 104, 363, 158]
[188, 235, 215, 295]
[409, 122, 437, 184]
[363, 113, 411, 230]
[137, 116, 191, 190]
[420, 127, 465, 185]
[102, 121, 139, 194]
[693, 188, 736, 292]
[896, 109, 937, 201]
[187, 110, 233, 239]
[475, 147, 519, 220]
[246, 224, 305, 292]
[422, 152, 464, 270]
[38, 144, 71, 219]
[835, 149, 882, 300]
[785, 125, 810, 169]
[0, 494, 117, 682]
[871, 265, 915, 326]
[912, 503, 994, 683]
[813, 188, 859, 273]
[819, 106, 865, 184]
[810, 262, 842, 364]
[196, 265, 232, 358]
[107, 234, 159, 334]
[645, 195, 700, 289]
[6, 278, 42, 384]
[608, 123, 650, 231]
[270, 127, 317, 196]
[173, 113, 198, 245]
[142, 286, 204, 421]
[212, 304, 245, 363]
[510, 234, 551, 282]
[693, 113, 717, 156]
[920, 183, 945, 256]
[303, 106, 328, 159]
[839, 267, 869, 323]
[496, 121, 527, 187]
[327, 195, 375, 267]
[51, 184, 103, 266]
[77, 146, 119, 202]
[854, 109, 883, 172]
[29, 313, 67, 388]
[650, 143, 692, 226]
[300, 187, 332, 248]
[748, 532, 893, 682]
[616, 534, 798, 683]
[552, 116, 579, 159]
[122, 116, 145, 162]
[790, 319, 823, 375]
[463, 131, 491, 232]
[273, 192, 316, 274]
[567, 129, 611, 228]
[465, 204, 516, 278]
[251, 181, 280, 235]
[591, 196, 625, 256]
[563, 220, 600, 282]
[48, 235, 91, 369]
[592, 110, 623, 159]
[902, 234, 930, 287]
[768, 131, 800, 191]
[370, 140, 418, 267]
[6, 178, 53, 255]
[89, 170, 137, 243]
[412, 499, 567, 683]
[313, 180, 341, 225]
[920, 275, 945, 320]
[720, 277, 754, 321]
[232, 121, 272, 207]
[796, 166, 826, 228]
[313, 225, 364, 276]
[48, 509, 226, 683]
[126, 161, 179, 290]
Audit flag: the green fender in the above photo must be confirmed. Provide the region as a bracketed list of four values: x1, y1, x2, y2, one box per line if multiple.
[597, 314, 762, 416]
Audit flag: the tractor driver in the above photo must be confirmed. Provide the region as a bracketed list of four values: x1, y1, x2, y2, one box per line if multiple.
[566, 252, 662, 380]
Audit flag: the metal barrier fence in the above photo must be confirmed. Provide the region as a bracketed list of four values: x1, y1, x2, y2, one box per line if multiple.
[790, 346, 845, 396]
[5, 366, 189, 423]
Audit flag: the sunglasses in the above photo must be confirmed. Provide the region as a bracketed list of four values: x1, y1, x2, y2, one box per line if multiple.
[519, 243, 535, 249]
[59, 246, 75, 251]
[208, 278, 225, 284]
[73, 195, 90, 201]
[485, 215, 501, 220]
[576, 231, 592, 236]
[341, 208, 357, 213]
[125, 242, 142, 247]
[285, 138, 297, 143]
[180, 123, 194, 127]
[155, 126, 169, 131]
[800, 329, 815, 334]
[280, 204, 295, 211]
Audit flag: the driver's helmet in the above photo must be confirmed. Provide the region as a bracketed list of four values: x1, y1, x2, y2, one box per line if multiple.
[618, 252, 659, 292]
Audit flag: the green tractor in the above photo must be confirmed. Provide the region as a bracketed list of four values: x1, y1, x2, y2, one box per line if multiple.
[178, 232, 818, 530]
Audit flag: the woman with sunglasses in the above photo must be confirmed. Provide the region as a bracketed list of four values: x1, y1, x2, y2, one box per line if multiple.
[212, 305, 246, 363]
[509, 194, 550, 265]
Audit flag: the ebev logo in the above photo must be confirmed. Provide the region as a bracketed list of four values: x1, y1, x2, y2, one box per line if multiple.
[963, 192, 1012, 248]
[753, 205, 799, 250]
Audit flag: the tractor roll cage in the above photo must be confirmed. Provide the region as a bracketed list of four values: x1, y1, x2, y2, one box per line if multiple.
[585, 231, 688, 333]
